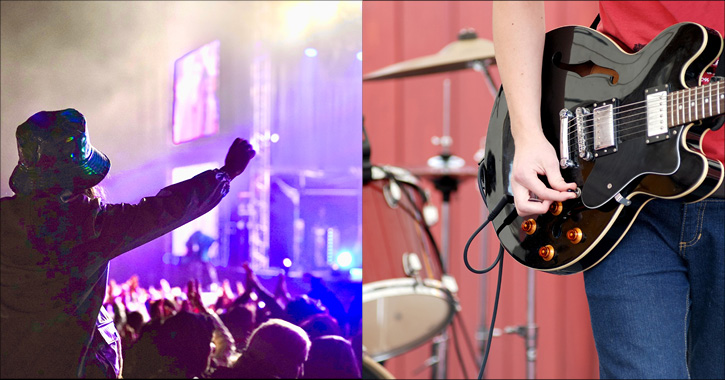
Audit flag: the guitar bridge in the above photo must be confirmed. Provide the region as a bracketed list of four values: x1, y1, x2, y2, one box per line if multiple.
[559, 109, 577, 168]
[576, 107, 593, 161]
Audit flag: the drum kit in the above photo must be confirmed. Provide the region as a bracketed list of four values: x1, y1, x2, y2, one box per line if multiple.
[362, 28, 512, 379]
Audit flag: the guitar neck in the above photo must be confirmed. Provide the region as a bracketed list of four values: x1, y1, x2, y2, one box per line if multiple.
[668, 81, 725, 127]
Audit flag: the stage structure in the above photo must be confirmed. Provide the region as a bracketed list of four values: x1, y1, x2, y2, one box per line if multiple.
[243, 2, 363, 280]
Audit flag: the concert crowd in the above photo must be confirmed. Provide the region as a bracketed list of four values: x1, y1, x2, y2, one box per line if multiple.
[106, 265, 361, 379]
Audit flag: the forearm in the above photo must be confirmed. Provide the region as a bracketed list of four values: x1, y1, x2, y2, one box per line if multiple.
[95, 169, 231, 259]
[492, 1, 547, 143]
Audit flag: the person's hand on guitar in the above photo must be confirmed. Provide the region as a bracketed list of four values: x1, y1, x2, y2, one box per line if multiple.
[511, 131, 578, 217]
[493, 1, 578, 217]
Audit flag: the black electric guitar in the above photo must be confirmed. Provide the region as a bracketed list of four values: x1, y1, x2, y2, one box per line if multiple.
[482, 22, 725, 275]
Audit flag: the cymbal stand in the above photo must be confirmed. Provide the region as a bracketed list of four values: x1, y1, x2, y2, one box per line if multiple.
[471, 59, 498, 99]
[471, 60, 538, 379]
[492, 268, 538, 379]
[429, 78, 465, 380]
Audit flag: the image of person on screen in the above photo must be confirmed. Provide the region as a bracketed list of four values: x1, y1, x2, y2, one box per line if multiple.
[0, 108, 256, 378]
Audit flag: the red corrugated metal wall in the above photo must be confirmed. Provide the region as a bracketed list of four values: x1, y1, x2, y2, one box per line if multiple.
[362, 2, 601, 379]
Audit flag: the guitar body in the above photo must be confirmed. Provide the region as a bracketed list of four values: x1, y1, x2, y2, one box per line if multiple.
[483, 23, 724, 275]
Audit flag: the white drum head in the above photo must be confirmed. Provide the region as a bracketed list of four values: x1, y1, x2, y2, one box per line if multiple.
[362, 278, 455, 361]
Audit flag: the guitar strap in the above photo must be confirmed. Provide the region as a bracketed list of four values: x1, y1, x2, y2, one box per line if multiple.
[590, 14, 724, 78]
[590, 14, 600, 30]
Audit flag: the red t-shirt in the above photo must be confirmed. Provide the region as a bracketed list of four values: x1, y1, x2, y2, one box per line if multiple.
[598, 0, 725, 163]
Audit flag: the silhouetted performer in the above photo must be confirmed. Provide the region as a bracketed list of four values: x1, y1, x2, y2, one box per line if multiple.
[186, 230, 219, 291]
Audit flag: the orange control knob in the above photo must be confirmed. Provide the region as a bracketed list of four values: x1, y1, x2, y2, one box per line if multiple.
[539, 245, 555, 261]
[549, 201, 563, 216]
[521, 219, 537, 235]
[567, 228, 584, 244]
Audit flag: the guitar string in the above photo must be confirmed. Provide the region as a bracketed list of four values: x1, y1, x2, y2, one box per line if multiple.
[566, 105, 694, 145]
[567, 81, 725, 123]
[567, 83, 720, 150]
[562, 83, 725, 140]
[564, 114, 712, 154]
[562, 82, 725, 130]
[572, 94, 724, 141]
[565, 82, 725, 135]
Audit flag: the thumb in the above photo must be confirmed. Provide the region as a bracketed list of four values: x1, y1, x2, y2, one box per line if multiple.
[544, 160, 576, 192]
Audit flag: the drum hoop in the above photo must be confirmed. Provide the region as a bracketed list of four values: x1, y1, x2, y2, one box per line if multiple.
[362, 355, 396, 379]
[362, 278, 454, 303]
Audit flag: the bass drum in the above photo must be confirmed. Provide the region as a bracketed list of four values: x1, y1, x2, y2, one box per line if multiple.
[363, 165, 457, 362]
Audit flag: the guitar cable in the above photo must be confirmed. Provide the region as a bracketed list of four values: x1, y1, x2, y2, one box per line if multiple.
[463, 159, 518, 379]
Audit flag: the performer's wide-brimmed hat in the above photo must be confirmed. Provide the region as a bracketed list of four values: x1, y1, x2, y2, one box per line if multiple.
[9, 109, 110, 195]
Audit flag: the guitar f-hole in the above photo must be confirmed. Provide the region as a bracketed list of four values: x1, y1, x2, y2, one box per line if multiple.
[552, 52, 620, 84]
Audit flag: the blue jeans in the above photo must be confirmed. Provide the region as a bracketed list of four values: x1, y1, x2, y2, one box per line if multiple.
[583, 198, 725, 379]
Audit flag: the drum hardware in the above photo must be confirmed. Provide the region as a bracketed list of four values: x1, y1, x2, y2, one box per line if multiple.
[363, 27, 522, 379]
[402, 252, 423, 277]
[383, 180, 402, 208]
[419, 77, 476, 380]
[441, 274, 459, 295]
[422, 202, 439, 227]
[482, 270, 538, 379]
[363, 165, 458, 363]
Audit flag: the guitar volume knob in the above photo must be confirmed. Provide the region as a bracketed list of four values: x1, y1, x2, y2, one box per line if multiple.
[521, 219, 537, 235]
[566, 228, 584, 244]
[539, 245, 555, 261]
[549, 201, 563, 216]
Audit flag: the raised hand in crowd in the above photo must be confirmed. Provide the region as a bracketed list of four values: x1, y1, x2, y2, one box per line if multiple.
[186, 278, 238, 369]
[274, 272, 293, 306]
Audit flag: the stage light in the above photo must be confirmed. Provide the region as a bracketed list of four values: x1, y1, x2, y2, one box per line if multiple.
[258, 301, 266, 309]
[357, 51, 362, 61]
[283, 2, 340, 39]
[304, 48, 318, 58]
[349, 268, 362, 281]
[270, 133, 280, 143]
[336, 251, 353, 268]
[283, 258, 292, 268]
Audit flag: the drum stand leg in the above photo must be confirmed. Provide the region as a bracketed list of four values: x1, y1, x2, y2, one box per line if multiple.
[496, 268, 538, 379]
[430, 178, 458, 379]
[430, 196, 450, 379]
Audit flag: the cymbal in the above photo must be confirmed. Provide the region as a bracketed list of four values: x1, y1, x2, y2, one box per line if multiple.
[363, 31, 495, 81]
